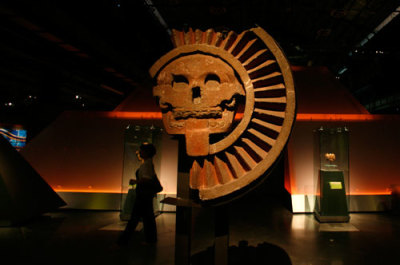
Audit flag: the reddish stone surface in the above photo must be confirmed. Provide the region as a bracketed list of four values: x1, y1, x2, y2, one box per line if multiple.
[153, 54, 244, 156]
[151, 27, 296, 200]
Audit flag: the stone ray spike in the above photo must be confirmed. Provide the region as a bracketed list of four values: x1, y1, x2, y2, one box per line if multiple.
[195, 29, 203, 44]
[203, 159, 218, 187]
[251, 118, 282, 133]
[218, 31, 235, 49]
[205, 29, 214, 44]
[190, 160, 204, 189]
[190, 28, 196, 44]
[235, 39, 257, 59]
[247, 60, 277, 74]
[243, 49, 268, 66]
[213, 32, 224, 46]
[225, 151, 246, 179]
[248, 128, 276, 146]
[234, 145, 257, 169]
[255, 97, 287, 104]
[254, 108, 286, 118]
[225, 31, 238, 50]
[227, 31, 246, 54]
[254, 84, 285, 92]
[184, 28, 194, 45]
[178, 30, 185, 47]
[241, 138, 269, 159]
[171, 29, 184, 47]
[214, 156, 234, 184]
[252, 72, 282, 83]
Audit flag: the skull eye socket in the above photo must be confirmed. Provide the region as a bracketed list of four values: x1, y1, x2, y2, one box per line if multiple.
[172, 74, 189, 89]
[204, 74, 220, 90]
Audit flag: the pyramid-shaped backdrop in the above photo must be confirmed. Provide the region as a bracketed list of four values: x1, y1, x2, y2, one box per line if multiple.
[0, 135, 66, 226]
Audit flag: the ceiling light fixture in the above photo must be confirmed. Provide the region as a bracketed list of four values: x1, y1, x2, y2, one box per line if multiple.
[338, 67, 348, 75]
[143, 0, 172, 36]
[357, 5, 400, 47]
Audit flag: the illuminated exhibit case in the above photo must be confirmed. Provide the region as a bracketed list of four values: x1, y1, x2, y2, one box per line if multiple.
[314, 126, 350, 222]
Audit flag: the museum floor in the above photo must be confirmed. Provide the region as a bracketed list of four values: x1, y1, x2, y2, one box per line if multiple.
[1, 193, 399, 265]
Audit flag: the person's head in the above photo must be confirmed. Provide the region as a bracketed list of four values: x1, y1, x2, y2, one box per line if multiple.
[138, 142, 156, 159]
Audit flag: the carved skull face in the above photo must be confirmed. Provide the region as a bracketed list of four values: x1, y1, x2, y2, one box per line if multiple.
[153, 54, 245, 156]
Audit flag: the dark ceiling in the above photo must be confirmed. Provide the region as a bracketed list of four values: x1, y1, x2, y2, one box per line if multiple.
[1, 0, 400, 139]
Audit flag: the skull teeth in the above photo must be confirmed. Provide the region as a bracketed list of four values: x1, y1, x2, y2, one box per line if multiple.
[168, 118, 226, 129]
[172, 108, 222, 119]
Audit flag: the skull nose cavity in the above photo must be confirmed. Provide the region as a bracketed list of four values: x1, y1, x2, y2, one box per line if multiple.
[192, 86, 201, 104]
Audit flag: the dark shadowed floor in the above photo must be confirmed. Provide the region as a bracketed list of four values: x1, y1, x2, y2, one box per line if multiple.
[1, 194, 399, 265]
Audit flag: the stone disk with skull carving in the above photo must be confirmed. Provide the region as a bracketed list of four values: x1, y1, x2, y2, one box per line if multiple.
[150, 27, 296, 201]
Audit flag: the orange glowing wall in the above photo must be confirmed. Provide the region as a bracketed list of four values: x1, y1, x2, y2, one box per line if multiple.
[20, 111, 174, 194]
[21, 111, 400, 197]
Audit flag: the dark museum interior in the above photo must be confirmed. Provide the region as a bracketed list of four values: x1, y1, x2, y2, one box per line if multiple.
[1, 1, 400, 265]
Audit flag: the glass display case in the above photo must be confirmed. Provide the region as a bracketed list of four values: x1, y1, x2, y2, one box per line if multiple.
[120, 124, 163, 220]
[313, 126, 350, 222]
